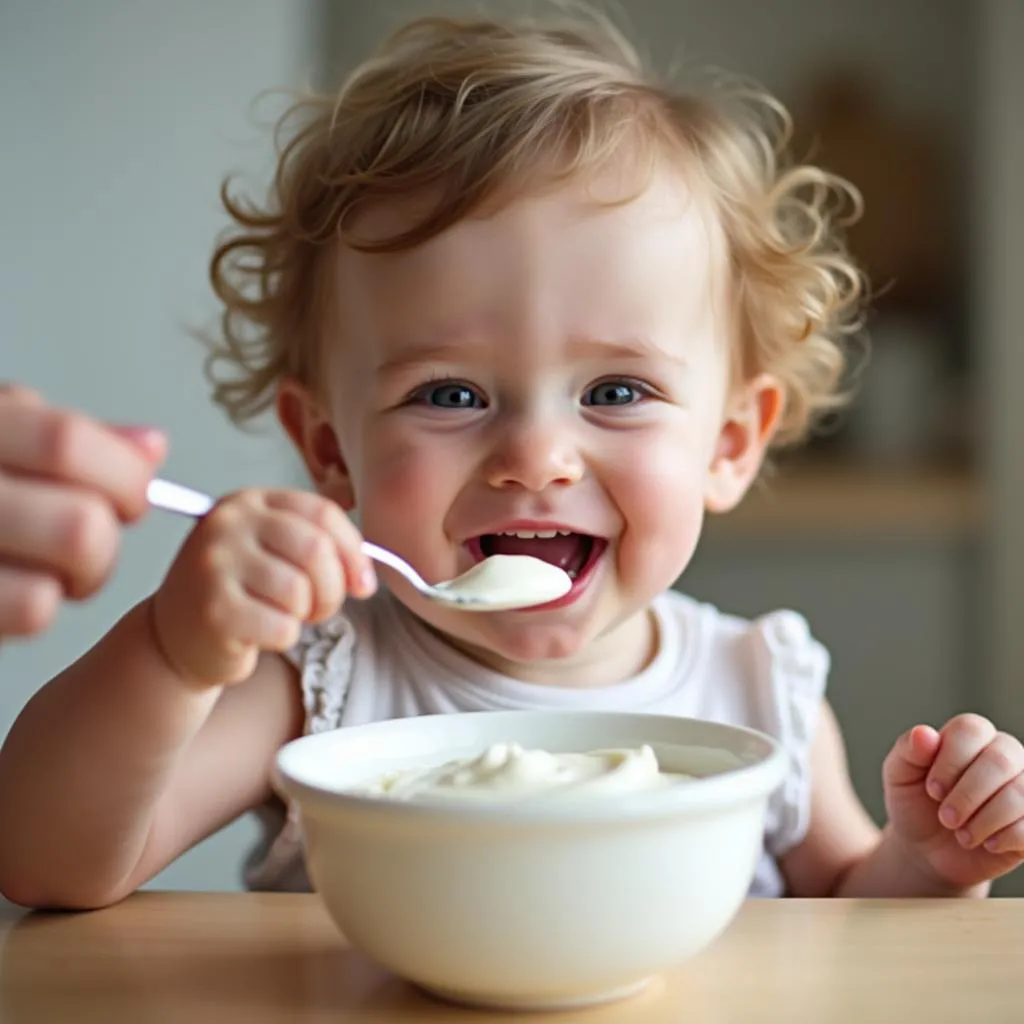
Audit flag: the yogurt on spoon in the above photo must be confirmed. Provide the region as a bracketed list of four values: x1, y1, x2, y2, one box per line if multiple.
[433, 554, 573, 609]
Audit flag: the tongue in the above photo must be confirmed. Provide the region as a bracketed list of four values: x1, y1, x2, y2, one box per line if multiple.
[483, 534, 588, 573]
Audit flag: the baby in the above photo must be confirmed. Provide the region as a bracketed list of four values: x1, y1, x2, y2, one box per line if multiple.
[1, 9, 1022, 906]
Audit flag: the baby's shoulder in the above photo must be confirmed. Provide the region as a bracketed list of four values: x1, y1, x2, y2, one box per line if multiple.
[656, 588, 830, 695]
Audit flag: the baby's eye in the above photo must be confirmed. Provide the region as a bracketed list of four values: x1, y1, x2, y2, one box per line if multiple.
[582, 380, 650, 407]
[413, 382, 486, 409]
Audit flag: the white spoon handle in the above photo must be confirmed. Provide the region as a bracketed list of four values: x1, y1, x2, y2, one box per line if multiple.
[146, 478, 214, 517]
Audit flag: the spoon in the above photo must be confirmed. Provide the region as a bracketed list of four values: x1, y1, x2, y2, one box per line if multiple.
[145, 478, 572, 612]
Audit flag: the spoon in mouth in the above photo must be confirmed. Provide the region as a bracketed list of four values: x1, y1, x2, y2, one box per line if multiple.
[145, 478, 572, 612]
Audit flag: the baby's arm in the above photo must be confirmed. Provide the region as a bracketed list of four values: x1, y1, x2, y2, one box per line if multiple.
[777, 701, 882, 897]
[0, 607, 299, 908]
[0, 488, 375, 910]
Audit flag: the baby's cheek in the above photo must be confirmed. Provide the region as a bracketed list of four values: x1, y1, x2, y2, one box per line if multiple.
[358, 440, 455, 532]
[366, 446, 428, 502]
[611, 444, 706, 588]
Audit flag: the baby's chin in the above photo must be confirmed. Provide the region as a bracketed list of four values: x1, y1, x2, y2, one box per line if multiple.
[431, 613, 600, 668]
[391, 579, 655, 678]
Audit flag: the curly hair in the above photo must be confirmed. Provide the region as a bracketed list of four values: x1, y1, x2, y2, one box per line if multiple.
[206, 8, 865, 447]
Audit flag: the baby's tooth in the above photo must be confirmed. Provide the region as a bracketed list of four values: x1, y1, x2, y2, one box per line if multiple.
[495, 529, 565, 539]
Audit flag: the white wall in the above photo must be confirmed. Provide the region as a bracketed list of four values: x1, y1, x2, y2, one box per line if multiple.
[0, 0, 316, 890]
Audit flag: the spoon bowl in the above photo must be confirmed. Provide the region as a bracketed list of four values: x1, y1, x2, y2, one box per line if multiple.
[145, 478, 571, 612]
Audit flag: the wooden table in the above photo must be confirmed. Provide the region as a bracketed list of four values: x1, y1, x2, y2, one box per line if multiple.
[2, 893, 1023, 1022]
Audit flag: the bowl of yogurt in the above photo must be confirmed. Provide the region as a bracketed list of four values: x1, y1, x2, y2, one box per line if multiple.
[274, 710, 786, 1011]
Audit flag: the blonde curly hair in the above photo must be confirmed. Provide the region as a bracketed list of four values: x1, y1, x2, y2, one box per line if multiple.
[207, 8, 865, 447]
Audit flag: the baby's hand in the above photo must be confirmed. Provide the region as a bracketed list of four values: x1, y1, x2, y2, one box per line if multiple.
[883, 714, 1024, 888]
[151, 489, 375, 686]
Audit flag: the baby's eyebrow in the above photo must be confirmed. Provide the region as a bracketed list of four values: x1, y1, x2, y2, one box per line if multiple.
[374, 333, 687, 380]
[566, 334, 689, 369]
[375, 342, 479, 380]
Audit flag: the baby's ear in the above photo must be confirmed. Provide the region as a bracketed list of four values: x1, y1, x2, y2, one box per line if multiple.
[276, 379, 356, 510]
[704, 375, 783, 514]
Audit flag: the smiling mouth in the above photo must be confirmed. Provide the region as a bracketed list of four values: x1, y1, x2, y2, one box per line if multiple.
[471, 531, 598, 580]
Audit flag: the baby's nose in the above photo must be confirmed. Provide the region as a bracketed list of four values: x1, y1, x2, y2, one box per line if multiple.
[483, 419, 584, 492]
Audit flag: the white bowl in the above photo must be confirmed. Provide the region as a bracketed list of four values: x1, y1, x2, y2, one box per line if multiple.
[274, 710, 785, 1011]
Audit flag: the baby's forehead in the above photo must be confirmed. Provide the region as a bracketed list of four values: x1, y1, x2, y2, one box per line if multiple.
[335, 161, 728, 300]
[322, 167, 729, 385]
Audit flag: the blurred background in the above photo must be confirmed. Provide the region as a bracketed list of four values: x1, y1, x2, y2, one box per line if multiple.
[1, 0, 1022, 893]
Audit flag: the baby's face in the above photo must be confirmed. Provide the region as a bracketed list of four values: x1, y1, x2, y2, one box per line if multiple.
[296, 162, 773, 682]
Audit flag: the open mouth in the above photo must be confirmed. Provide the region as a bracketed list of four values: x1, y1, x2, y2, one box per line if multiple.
[468, 530, 603, 581]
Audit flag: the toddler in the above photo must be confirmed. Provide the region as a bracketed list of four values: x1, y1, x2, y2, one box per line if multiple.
[1, 9, 1022, 906]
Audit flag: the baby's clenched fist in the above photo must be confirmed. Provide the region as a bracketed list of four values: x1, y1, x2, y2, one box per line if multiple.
[884, 713, 1024, 889]
[150, 489, 375, 687]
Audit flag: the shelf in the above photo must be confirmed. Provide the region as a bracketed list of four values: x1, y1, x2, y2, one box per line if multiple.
[703, 463, 983, 542]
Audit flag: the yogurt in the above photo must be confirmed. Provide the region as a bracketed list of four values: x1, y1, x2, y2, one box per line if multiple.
[434, 555, 573, 609]
[365, 742, 689, 802]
